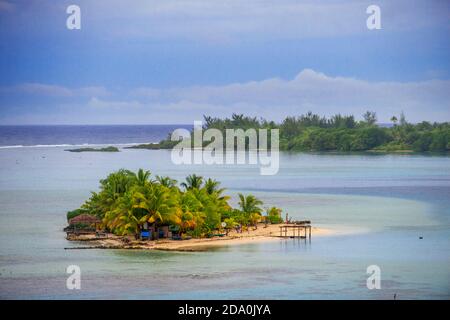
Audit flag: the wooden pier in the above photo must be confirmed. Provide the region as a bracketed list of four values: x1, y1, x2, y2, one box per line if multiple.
[279, 224, 311, 239]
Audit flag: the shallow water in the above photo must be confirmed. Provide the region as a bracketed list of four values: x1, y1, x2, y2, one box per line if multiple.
[0, 146, 449, 299]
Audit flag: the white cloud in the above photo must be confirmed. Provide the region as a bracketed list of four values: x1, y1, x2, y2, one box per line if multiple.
[130, 87, 161, 99]
[0, 83, 110, 97]
[3, 70, 449, 124]
[7, 83, 73, 97]
[130, 69, 450, 122]
[88, 97, 143, 109]
[75, 86, 111, 97]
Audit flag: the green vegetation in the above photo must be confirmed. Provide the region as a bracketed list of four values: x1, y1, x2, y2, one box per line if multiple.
[125, 140, 178, 150]
[125, 143, 161, 150]
[153, 112, 449, 153]
[68, 169, 283, 238]
[65, 146, 120, 152]
[265, 207, 284, 224]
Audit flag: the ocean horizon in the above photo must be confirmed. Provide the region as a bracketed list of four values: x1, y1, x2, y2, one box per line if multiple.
[0, 125, 192, 148]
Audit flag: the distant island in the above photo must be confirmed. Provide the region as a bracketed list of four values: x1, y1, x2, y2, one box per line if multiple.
[129, 112, 449, 153]
[65, 146, 119, 152]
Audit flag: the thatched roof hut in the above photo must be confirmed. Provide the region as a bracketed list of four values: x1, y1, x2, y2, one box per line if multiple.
[69, 214, 101, 226]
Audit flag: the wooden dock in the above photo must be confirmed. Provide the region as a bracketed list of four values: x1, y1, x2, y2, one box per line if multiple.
[278, 224, 311, 239]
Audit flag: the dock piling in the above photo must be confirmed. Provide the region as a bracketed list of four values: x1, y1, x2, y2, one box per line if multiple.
[278, 224, 312, 239]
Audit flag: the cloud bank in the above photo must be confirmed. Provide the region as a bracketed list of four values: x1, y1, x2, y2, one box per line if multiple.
[1, 69, 449, 124]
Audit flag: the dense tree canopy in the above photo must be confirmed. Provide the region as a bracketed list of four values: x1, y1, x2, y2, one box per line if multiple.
[172, 112, 449, 152]
[68, 170, 283, 238]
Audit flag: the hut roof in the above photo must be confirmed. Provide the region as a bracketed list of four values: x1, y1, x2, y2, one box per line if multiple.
[69, 214, 101, 225]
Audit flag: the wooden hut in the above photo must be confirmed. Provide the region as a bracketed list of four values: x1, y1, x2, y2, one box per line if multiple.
[68, 214, 101, 228]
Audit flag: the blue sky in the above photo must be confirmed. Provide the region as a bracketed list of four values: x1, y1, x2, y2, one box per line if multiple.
[0, 0, 449, 124]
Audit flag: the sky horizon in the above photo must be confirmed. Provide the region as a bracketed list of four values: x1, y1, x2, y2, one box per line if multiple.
[1, 0, 449, 125]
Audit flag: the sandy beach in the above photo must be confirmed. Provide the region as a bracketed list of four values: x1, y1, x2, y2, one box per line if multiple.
[66, 223, 332, 252]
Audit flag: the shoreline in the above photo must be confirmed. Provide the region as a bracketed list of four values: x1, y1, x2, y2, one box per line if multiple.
[125, 143, 449, 155]
[66, 223, 332, 252]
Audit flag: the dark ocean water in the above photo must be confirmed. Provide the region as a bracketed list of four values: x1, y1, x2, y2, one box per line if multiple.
[0, 125, 191, 147]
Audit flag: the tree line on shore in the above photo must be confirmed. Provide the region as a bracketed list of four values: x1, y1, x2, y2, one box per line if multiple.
[67, 169, 283, 237]
[147, 112, 449, 153]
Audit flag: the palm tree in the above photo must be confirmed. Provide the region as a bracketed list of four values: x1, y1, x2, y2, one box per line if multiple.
[238, 193, 263, 228]
[204, 178, 225, 195]
[265, 207, 283, 224]
[134, 169, 151, 186]
[238, 194, 263, 214]
[104, 191, 140, 235]
[156, 175, 177, 188]
[181, 174, 203, 190]
[178, 189, 206, 235]
[100, 169, 135, 199]
[131, 185, 179, 237]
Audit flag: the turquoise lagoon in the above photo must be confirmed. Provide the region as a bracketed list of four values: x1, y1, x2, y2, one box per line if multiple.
[0, 147, 449, 299]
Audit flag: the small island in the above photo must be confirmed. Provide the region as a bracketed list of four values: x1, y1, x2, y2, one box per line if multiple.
[65, 169, 318, 251]
[125, 140, 177, 150]
[125, 143, 162, 150]
[65, 146, 120, 152]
